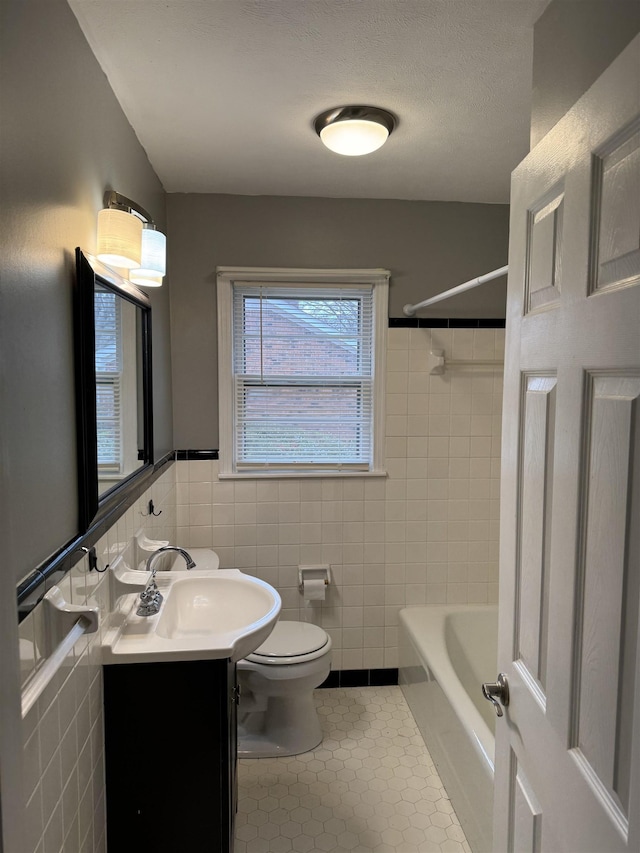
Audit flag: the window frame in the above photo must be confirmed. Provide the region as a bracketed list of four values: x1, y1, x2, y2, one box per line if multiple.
[217, 267, 389, 478]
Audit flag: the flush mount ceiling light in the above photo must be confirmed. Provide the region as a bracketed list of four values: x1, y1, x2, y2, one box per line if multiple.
[96, 190, 167, 287]
[314, 106, 396, 156]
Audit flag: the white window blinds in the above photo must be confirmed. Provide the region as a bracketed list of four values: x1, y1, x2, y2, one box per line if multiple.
[232, 285, 375, 471]
[94, 290, 122, 473]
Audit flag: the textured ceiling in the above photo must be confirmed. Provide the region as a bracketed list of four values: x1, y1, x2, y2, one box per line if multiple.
[68, 0, 549, 203]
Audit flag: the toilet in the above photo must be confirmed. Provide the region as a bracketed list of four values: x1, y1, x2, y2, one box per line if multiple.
[237, 621, 332, 758]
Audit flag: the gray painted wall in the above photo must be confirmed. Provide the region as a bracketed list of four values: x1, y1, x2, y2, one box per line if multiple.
[1, 3, 175, 836]
[532, 0, 640, 146]
[167, 193, 509, 449]
[1, 0, 173, 584]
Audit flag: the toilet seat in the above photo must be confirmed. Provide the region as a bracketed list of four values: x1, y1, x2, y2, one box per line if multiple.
[245, 621, 330, 665]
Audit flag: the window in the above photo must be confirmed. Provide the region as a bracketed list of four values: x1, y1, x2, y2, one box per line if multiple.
[95, 290, 122, 474]
[217, 268, 389, 477]
[94, 287, 139, 483]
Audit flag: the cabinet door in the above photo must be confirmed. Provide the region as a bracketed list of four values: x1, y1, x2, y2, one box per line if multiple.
[104, 659, 237, 853]
[228, 660, 238, 851]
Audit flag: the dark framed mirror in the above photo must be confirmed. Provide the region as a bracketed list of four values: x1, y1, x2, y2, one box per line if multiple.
[74, 248, 153, 531]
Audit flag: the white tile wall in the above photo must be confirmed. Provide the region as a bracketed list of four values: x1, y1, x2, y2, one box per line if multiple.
[15, 327, 503, 853]
[177, 327, 503, 671]
[18, 466, 177, 853]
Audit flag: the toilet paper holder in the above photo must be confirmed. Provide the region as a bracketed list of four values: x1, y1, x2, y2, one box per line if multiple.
[298, 565, 331, 593]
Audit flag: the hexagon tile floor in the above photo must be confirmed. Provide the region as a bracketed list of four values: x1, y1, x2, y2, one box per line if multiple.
[235, 686, 471, 853]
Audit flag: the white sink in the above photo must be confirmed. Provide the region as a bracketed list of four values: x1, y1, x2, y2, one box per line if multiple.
[157, 575, 276, 641]
[102, 569, 281, 664]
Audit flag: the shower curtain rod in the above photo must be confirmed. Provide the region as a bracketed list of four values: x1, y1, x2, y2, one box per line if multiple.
[403, 264, 508, 316]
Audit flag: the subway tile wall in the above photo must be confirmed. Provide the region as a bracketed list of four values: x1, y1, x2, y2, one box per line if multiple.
[18, 466, 177, 853]
[176, 327, 504, 671]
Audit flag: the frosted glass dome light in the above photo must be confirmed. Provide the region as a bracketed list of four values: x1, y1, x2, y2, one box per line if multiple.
[315, 106, 396, 156]
[320, 119, 388, 156]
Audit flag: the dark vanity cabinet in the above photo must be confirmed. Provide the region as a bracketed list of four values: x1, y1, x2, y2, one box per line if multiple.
[103, 659, 237, 853]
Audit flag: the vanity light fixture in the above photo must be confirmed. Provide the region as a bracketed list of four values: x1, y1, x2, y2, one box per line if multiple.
[314, 105, 396, 156]
[96, 190, 166, 286]
[96, 205, 142, 269]
[129, 270, 164, 288]
[129, 224, 166, 287]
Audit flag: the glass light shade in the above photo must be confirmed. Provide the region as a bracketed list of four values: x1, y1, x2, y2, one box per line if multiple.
[319, 119, 389, 156]
[96, 209, 143, 269]
[129, 269, 163, 288]
[137, 226, 166, 274]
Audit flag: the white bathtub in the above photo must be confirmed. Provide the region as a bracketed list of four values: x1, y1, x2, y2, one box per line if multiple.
[399, 605, 497, 853]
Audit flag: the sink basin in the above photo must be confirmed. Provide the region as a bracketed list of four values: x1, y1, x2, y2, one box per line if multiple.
[156, 575, 276, 641]
[102, 569, 281, 664]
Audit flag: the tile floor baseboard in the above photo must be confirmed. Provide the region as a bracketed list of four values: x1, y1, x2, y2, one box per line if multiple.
[319, 669, 399, 689]
[235, 686, 470, 853]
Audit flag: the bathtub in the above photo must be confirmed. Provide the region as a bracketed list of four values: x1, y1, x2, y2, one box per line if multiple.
[399, 605, 497, 853]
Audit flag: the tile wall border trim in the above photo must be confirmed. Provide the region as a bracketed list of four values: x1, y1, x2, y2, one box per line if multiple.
[175, 449, 220, 460]
[319, 668, 399, 688]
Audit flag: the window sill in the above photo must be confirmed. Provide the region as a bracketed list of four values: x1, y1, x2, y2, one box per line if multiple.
[217, 469, 388, 480]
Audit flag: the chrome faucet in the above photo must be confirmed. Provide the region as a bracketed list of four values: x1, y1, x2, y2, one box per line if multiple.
[136, 546, 196, 617]
[146, 546, 197, 573]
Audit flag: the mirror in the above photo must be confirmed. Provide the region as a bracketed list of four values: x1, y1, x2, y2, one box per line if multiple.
[74, 249, 153, 531]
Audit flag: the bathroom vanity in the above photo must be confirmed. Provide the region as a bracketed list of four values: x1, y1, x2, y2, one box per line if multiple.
[100, 567, 281, 852]
[103, 658, 238, 852]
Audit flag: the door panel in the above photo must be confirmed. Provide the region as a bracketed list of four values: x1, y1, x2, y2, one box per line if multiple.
[495, 34, 640, 853]
[526, 187, 564, 312]
[575, 376, 640, 819]
[517, 375, 556, 693]
[592, 120, 640, 292]
[511, 755, 542, 853]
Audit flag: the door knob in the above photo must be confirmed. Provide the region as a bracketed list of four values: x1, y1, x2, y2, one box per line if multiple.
[482, 673, 509, 717]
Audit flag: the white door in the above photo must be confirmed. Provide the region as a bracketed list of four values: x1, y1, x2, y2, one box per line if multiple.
[493, 33, 640, 853]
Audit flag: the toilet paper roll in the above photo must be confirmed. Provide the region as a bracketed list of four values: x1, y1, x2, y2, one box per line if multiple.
[302, 578, 326, 601]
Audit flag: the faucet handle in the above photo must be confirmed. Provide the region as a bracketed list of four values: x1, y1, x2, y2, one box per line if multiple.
[137, 585, 163, 617]
[144, 566, 162, 595]
[139, 585, 161, 605]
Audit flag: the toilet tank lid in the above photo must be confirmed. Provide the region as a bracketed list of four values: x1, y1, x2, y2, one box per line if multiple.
[250, 621, 329, 659]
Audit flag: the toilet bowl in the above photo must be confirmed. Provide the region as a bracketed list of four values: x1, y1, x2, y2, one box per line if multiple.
[237, 621, 332, 758]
